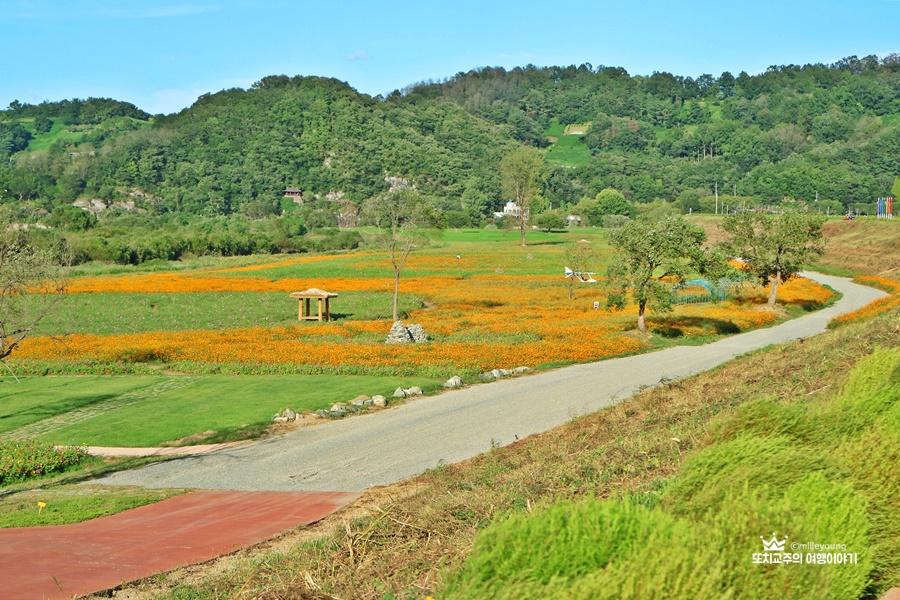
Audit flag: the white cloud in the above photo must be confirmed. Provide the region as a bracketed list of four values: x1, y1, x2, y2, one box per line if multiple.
[347, 50, 369, 61]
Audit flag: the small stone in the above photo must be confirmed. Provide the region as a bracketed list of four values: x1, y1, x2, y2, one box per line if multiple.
[293, 413, 304, 421]
[316, 409, 330, 417]
[351, 395, 370, 407]
[273, 416, 289, 423]
[491, 369, 503, 379]
[284, 408, 296, 420]
[372, 395, 387, 407]
[499, 369, 510, 377]
[444, 376, 463, 388]
[393, 387, 406, 398]
[479, 372, 495, 380]
[330, 404, 345, 412]
[513, 366, 530, 373]
[406, 386, 423, 396]
[363, 398, 374, 406]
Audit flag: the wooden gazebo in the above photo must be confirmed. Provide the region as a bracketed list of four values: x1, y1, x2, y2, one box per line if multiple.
[290, 288, 338, 322]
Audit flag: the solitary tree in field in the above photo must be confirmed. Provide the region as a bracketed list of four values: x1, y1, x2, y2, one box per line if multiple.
[606, 215, 713, 333]
[720, 211, 825, 306]
[361, 189, 443, 321]
[536, 209, 567, 232]
[500, 147, 544, 247]
[0, 226, 68, 377]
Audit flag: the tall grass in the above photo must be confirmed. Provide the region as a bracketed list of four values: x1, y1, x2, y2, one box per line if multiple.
[443, 347, 899, 599]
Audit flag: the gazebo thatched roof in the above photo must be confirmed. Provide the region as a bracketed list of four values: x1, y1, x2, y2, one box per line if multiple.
[290, 288, 338, 299]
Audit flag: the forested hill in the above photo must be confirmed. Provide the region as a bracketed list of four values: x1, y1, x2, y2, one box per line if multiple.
[0, 76, 515, 218]
[1, 54, 899, 226]
[399, 56, 900, 209]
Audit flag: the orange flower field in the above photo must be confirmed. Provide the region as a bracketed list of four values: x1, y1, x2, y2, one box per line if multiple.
[829, 276, 900, 328]
[19, 250, 840, 376]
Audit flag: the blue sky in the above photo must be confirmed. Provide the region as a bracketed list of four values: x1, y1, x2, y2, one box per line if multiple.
[1, 0, 898, 115]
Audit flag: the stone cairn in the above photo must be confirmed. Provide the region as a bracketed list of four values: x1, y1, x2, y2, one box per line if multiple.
[385, 320, 427, 344]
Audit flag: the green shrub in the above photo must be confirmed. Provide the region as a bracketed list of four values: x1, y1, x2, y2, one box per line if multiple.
[447, 473, 872, 600]
[813, 347, 900, 437]
[0, 439, 87, 484]
[442, 498, 667, 600]
[661, 435, 832, 519]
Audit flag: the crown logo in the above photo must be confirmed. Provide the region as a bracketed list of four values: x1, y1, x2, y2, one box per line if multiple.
[760, 532, 788, 552]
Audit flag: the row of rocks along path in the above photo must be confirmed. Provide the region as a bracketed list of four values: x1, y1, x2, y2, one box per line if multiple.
[0, 272, 888, 599]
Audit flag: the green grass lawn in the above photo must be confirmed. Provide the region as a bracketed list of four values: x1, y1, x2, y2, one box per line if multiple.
[544, 119, 592, 167]
[246, 228, 612, 281]
[35, 291, 423, 336]
[0, 377, 157, 434]
[65, 253, 297, 278]
[0, 374, 440, 447]
[0, 485, 185, 528]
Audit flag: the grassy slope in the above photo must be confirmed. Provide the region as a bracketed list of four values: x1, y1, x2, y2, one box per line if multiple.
[814, 219, 900, 277]
[688, 216, 900, 278]
[544, 119, 592, 167]
[115, 309, 900, 600]
[445, 348, 898, 599]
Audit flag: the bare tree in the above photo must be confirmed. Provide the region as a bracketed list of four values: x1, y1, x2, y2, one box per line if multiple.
[0, 226, 68, 378]
[500, 147, 544, 247]
[361, 189, 443, 321]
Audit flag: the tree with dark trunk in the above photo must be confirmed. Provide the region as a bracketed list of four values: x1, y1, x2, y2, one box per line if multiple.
[606, 215, 716, 333]
[720, 211, 825, 306]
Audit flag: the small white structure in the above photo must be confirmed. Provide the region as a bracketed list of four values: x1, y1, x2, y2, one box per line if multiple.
[565, 267, 597, 283]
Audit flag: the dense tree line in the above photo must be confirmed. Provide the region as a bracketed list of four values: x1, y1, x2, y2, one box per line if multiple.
[0, 55, 898, 263]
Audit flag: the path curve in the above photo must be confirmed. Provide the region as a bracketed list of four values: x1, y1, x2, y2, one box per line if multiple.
[98, 272, 886, 492]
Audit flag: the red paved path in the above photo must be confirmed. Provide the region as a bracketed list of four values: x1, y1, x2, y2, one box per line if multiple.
[0, 490, 359, 600]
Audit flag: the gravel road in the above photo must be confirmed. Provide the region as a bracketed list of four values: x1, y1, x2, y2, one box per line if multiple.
[98, 272, 886, 492]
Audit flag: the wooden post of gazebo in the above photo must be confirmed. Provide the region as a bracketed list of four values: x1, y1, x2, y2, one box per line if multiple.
[290, 289, 338, 322]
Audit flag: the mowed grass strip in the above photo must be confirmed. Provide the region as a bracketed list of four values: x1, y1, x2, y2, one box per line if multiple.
[0, 377, 158, 434]
[0, 485, 185, 528]
[24, 374, 439, 447]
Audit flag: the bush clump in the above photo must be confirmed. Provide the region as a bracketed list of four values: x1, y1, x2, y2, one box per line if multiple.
[0, 439, 88, 484]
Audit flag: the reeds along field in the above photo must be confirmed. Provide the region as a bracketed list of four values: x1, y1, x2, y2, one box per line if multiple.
[15, 229, 836, 378]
